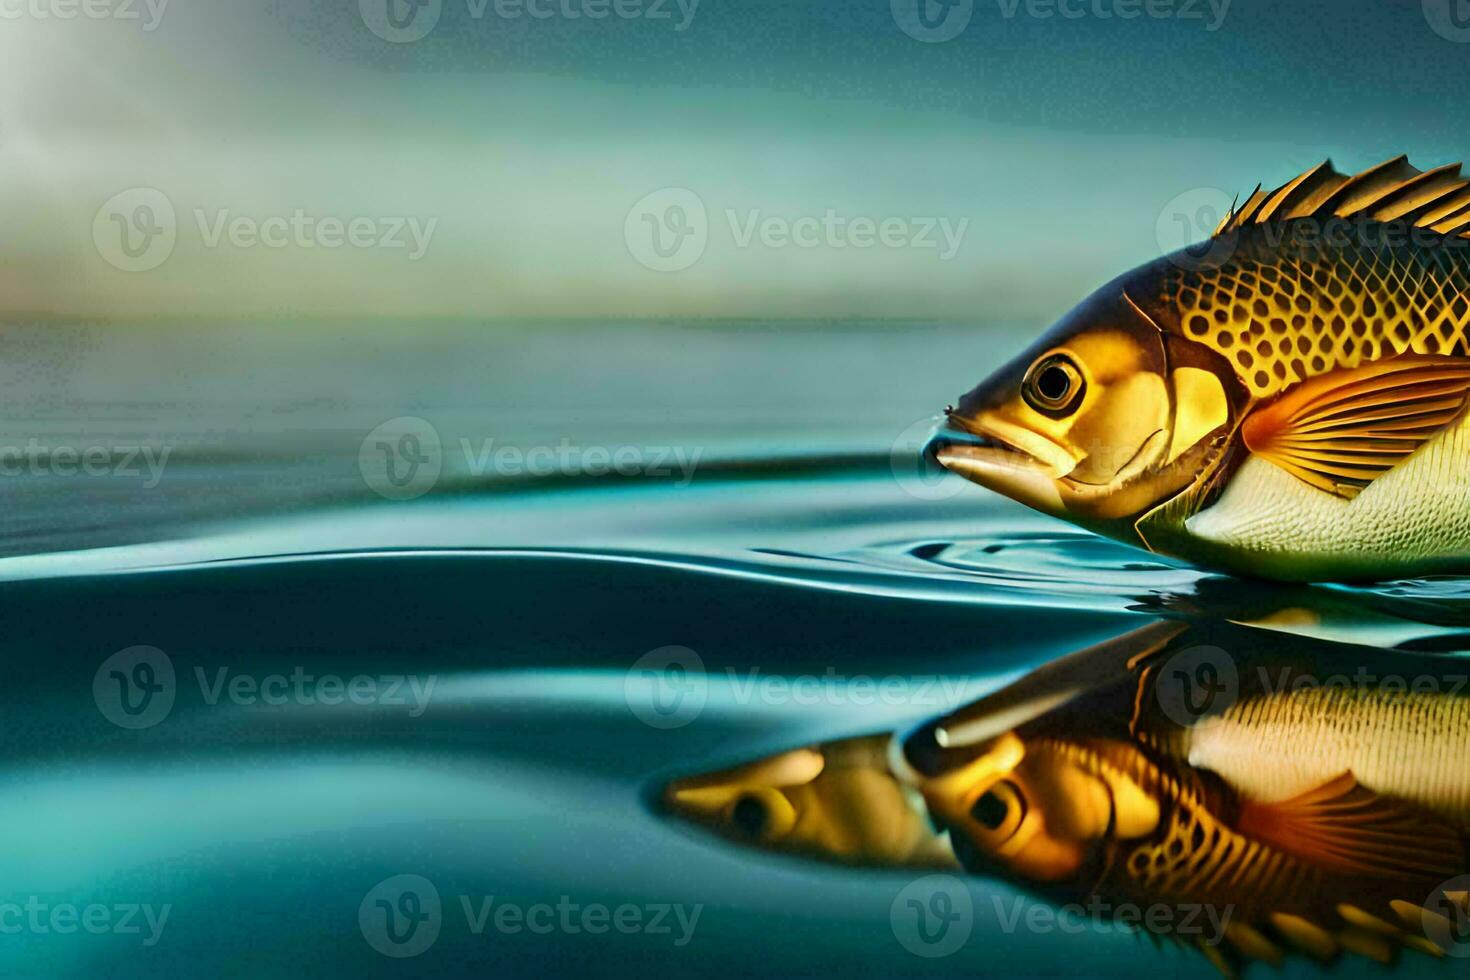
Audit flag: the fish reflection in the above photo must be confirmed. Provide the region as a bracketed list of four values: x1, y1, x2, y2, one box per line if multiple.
[664, 621, 1470, 972]
[663, 734, 954, 868]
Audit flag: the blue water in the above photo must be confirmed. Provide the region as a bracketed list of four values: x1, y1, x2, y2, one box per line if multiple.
[0, 321, 1462, 978]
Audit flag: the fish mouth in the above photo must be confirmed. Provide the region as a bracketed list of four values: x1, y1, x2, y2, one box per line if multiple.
[924, 420, 1037, 475]
[923, 414, 1068, 515]
[924, 414, 1070, 479]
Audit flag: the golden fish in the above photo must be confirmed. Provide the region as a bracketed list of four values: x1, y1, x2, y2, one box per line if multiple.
[662, 733, 955, 869]
[664, 622, 1470, 972]
[927, 156, 1470, 581]
[909, 621, 1470, 971]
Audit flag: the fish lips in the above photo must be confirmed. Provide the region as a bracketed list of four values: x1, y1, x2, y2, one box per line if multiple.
[923, 418, 1068, 514]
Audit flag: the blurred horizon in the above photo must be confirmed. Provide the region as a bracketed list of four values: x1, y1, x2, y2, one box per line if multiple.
[4, 0, 1469, 320]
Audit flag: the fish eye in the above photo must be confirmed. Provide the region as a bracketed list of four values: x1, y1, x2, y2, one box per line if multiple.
[971, 790, 1008, 830]
[968, 780, 1025, 840]
[725, 789, 798, 841]
[730, 794, 769, 837]
[1023, 354, 1085, 416]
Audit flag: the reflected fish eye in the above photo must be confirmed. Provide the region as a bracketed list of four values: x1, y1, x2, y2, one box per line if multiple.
[968, 779, 1025, 840]
[725, 789, 797, 841]
[731, 794, 769, 837]
[1023, 354, 1085, 416]
[971, 790, 1008, 830]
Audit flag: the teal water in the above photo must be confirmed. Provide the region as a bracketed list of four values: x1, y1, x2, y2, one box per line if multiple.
[1, 321, 1465, 978]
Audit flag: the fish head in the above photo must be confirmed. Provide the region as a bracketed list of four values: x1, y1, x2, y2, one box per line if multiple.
[928, 271, 1238, 537]
[661, 735, 953, 867]
[913, 731, 1123, 884]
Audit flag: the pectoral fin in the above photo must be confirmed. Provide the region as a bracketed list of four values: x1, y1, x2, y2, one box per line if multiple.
[1237, 772, 1465, 880]
[1241, 356, 1470, 498]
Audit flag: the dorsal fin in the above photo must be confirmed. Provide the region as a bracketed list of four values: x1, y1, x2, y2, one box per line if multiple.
[1215, 157, 1470, 241]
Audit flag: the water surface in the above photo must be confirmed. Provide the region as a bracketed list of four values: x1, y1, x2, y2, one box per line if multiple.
[1, 320, 1463, 978]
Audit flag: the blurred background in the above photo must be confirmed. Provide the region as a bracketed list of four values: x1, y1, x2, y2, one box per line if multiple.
[3, 0, 1468, 321]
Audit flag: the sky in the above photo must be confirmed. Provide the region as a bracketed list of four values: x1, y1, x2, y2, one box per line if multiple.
[2, 0, 1469, 320]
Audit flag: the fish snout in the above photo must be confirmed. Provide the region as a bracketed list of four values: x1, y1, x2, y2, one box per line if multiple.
[922, 411, 1069, 516]
[922, 416, 1002, 476]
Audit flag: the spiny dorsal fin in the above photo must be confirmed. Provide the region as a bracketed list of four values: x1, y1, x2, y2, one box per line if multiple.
[1215, 157, 1470, 241]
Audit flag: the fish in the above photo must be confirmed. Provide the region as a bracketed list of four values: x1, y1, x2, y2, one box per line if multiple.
[926, 156, 1470, 582]
[905, 621, 1470, 972]
[662, 733, 957, 869]
[662, 621, 1470, 972]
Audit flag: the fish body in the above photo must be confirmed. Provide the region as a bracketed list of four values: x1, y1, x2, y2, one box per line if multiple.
[664, 622, 1470, 969]
[930, 157, 1470, 581]
[906, 623, 1470, 968]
